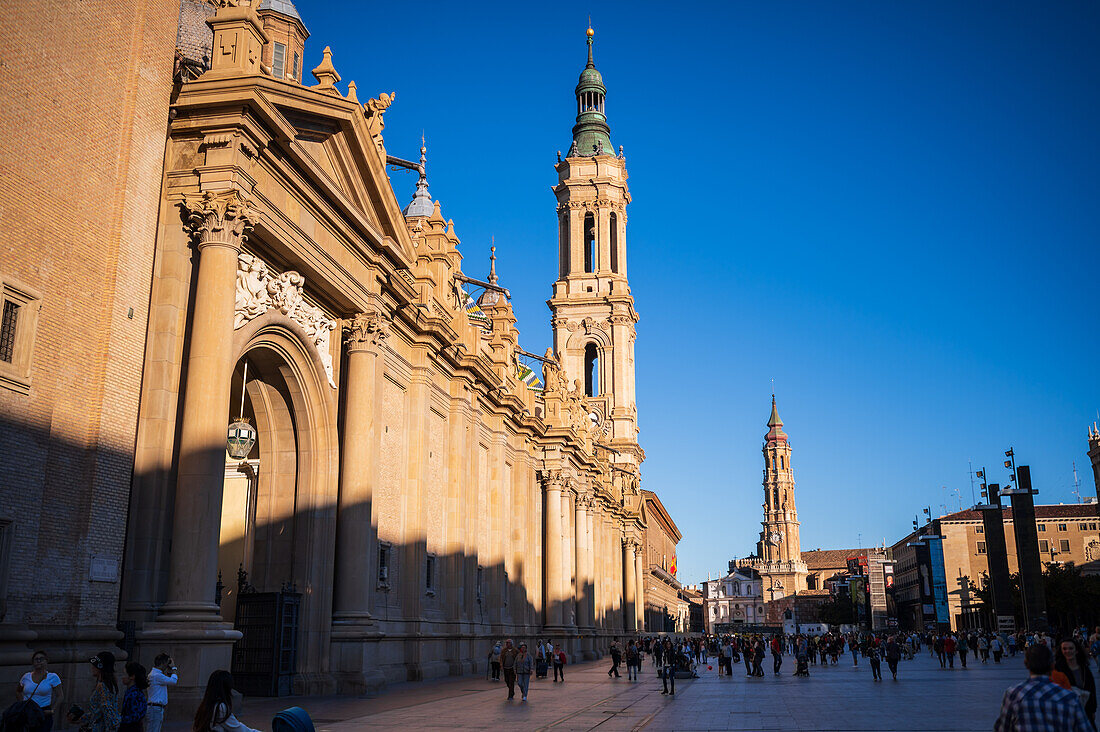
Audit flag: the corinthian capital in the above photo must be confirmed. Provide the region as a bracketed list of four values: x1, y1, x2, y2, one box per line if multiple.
[181, 190, 257, 252]
[344, 309, 390, 352]
[538, 469, 565, 492]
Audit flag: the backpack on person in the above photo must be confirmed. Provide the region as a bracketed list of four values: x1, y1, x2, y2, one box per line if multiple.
[2, 681, 46, 732]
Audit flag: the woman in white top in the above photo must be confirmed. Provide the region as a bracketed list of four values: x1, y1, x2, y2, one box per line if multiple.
[16, 650, 63, 732]
[192, 670, 260, 732]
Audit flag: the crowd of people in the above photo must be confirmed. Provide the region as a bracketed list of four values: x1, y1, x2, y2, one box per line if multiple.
[5, 625, 1096, 730]
[5, 651, 266, 732]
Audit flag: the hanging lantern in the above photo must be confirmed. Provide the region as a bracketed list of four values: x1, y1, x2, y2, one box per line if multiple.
[227, 418, 257, 459]
[226, 360, 255, 459]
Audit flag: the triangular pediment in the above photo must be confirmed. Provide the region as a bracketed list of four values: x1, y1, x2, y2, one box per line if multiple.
[258, 91, 416, 264]
[279, 107, 371, 220]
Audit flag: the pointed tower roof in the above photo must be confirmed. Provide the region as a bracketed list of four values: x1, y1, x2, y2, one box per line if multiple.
[765, 395, 788, 444]
[569, 25, 612, 157]
[403, 140, 433, 218]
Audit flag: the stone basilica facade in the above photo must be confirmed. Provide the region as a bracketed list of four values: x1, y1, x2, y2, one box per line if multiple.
[0, 0, 665, 704]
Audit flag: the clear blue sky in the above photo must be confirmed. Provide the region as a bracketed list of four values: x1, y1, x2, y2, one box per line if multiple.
[302, 2, 1100, 586]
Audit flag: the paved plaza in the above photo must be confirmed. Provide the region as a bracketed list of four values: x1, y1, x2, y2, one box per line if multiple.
[169, 649, 1050, 731]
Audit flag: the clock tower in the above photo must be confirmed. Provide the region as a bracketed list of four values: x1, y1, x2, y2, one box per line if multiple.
[548, 26, 642, 477]
[755, 396, 807, 599]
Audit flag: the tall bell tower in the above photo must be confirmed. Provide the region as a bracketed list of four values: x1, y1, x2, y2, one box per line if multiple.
[756, 396, 807, 599]
[549, 26, 641, 472]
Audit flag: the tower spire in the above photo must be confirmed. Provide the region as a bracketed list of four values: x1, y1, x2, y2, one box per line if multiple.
[766, 394, 787, 443]
[402, 137, 432, 217]
[570, 24, 611, 157]
[586, 21, 595, 68]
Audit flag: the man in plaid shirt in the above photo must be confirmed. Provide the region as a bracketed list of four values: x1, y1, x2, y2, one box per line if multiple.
[995, 643, 1091, 732]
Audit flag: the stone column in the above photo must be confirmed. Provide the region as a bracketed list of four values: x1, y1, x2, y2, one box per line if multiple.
[574, 496, 591, 629]
[541, 470, 564, 627]
[623, 538, 637, 631]
[162, 190, 254, 618]
[331, 310, 388, 693]
[142, 191, 252, 701]
[635, 545, 645, 631]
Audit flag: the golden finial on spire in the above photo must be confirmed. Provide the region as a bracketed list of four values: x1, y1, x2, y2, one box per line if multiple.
[587, 16, 594, 37]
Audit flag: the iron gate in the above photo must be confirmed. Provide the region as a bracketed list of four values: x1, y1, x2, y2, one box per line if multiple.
[231, 584, 300, 696]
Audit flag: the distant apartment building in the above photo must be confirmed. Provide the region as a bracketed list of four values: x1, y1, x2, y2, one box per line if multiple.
[892, 503, 1100, 631]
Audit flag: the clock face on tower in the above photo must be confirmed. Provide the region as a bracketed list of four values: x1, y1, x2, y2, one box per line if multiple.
[769, 530, 782, 545]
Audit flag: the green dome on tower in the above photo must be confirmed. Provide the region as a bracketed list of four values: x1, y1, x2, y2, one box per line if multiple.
[569, 26, 613, 157]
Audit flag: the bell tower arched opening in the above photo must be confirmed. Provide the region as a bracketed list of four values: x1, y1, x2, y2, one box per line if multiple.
[583, 213, 596, 273]
[584, 343, 599, 397]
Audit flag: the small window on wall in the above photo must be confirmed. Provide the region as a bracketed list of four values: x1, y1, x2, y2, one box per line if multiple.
[975, 526, 984, 534]
[273, 42, 287, 79]
[1059, 540, 1070, 553]
[476, 566, 484, 603]
[1058, 523, 1068, 532]
[976, 542, 986, 554]
[425, 554, 436, 594]
[1038, 524, 1046, 532]
[1039, 540, 1049, 553]
[0, 277, 42, 395]
[377, 542, 391, 587]
[292, 52, 300, 81]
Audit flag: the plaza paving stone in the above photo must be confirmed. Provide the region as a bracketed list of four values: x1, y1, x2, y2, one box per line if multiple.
[171, 648, 1079, 731]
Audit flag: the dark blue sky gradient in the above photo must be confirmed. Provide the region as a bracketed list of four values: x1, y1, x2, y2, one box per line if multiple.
[302, 2, 1100, 585]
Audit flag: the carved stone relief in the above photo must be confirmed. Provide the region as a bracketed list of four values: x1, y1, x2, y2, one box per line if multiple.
[235, 252, 337, 387]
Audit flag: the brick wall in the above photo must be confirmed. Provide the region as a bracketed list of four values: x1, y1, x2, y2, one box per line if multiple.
[0, 0, 179, 640]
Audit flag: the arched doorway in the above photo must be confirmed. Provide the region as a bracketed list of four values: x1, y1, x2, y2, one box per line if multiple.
[217, 313, 339, 694]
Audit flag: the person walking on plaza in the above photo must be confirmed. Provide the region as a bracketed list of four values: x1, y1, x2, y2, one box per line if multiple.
[1054, 639, 1096, 728]
[534, 639, 547, 680]
[992, 635, 1005, 664]
[514, 644, 533, 702]
[994, 644, 1091, 732]
[489, 640, 502, 681]
[867, 641, 882, 682]
[770, 636, 783, 676]
[67, 651, 120, 732]
[501, 639, 519, 700]
[849, 635, 860, 667]
[934, 635, 946, 668]
[885, 635, 902, 681]
[660, 639, 675, 696]
[608, 638, 622, 678]
[552, 643, 566, 682]
[945, 634, 957, 669]
[958, 634, 969, 668]
[119, 662, 148, 732]
[752, 639, 766, 677]
[720, 639, 733, 677]
[146, 654, 177, 732]
[17, 650, 62, 732]
[745, 639, 755, 676]
[625, 641, 641, 681]
[193, 670, 261, 732]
